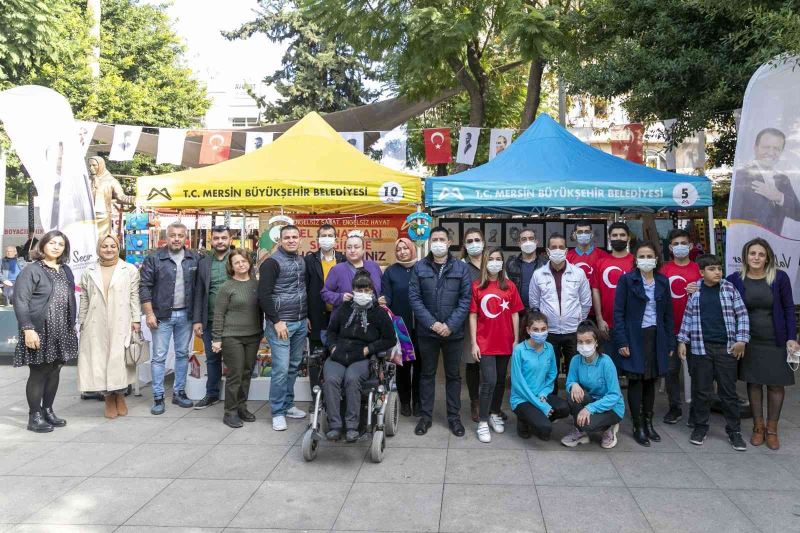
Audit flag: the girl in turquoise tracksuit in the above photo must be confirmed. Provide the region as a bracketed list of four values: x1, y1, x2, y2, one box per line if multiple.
[561, 321, 626, 449]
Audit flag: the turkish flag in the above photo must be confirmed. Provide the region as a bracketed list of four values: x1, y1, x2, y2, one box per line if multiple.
[198, 130, 232, 165]
[610, 124, 644, 164]
[423, 128, 452, 164]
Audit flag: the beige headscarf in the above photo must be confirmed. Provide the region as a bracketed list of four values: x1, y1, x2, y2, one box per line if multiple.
[97, 234, 120, 267]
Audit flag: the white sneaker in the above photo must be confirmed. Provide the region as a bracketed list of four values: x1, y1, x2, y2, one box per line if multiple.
[561, 427, 590, 447]
[272, 415, 287, 431]
[285, 406, 307, 419]
[601, 423, 619, 449]
[477, 422, 491, 443]
[488, 414, 505, 434]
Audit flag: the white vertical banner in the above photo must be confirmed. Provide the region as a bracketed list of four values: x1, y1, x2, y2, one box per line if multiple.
[489, 128, 514, 160]
[726, 56, 800, 302]
[76, 120, 97, 155]
[375, 127, 407, 171]
[455, 126, 480, 165]
[0, 85, 97, 282]
[109, 124, 142, 161]
[663, 120, 705, 172]
[245, 131, 273, 153]
[340, 132, 364, 152]
[0, 148, 5, 250]
[156, 128, 187, 165]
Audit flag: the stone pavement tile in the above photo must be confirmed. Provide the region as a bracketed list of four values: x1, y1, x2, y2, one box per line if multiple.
[269, 445, 366, 483]
[11, 442, 136, 477]
[181, 444, 290, 480]
[149, 417, 235, 445]
[439, 483, 545, 533]
[725, 489, 800, 532]
[219, 418, 305, 446]
[96, 443, 212, 479]
[661, 420, 771, 455]
[356, 447, 447, 484]
[632, 488, 756, 533]
[770, 453, 800, 479]
[183, 400, 267, 419]
[610, 451, 716, 489]
[445, 448, 533, 485]
[71, 416, 176, 443]
[117, 527, 222, 532]
[386, 418, 452, 449]
[537, 486, 651, 533]
[0, 397, 28, 416]
[230, 480, 349, 530]
[11, 525, 116, 532]
[529, 450, 624, 487]
[23, 476, 171, 526]
[0, 441, 59, 475]
[125, 479, 260, 528]
[0, 525, 12, 532]
[224, 530, 327, 533]
[0, 416, 106, 442]
[123, 397, 189, 418]
[607, 425, 685, 453]
[0, 476, 83, 523]
[334, 482, 442, 532]
[448, 419, 531, 450]
[758, 427, 800, 455]
[690, 452, 800, 490]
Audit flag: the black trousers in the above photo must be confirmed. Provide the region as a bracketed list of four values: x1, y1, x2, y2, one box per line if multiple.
[567, 395, 622, 433]
[396, 331, 421, 407]
[548, 332, 577, 395]
[418, 336, 462, 423]
[222, 333, 261, 413]
[666, 345, 687, 410]
[514, 395, 569, 440]
[688, 343, 740, 434]
[26, 361, 62, 412]
[478, 355, 510, 420]
[465, 362, 480, 403]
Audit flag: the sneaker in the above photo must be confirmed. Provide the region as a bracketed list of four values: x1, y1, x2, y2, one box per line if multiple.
[171, 391, 193, 408]
[601, 423, 620, 449]
[662, 407, 682, 425]
[729, 431, 747, 452]
[150, 397, 165, 415]
[193, 395, 219, 410]
[689, 428, 707, 445]
[477, 421, 491, 443]
[272, 415, 288, 431]
[498, 409, 508, 421]
[345, 429, 360, 442]
[285, 406, 307, 419]
[326, 429, 341, 441]
[561, 427, 590, 447]
[223, 412, 243, 428]
[488, 414, 505, 434]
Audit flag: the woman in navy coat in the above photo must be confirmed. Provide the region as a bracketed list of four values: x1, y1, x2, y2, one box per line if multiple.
[613, 241, 675, 447]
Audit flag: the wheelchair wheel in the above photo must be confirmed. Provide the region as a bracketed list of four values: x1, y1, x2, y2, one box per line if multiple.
[301, 428, 318, 462]
[370, 430, 385, 463]
[385, 391, 399, 437]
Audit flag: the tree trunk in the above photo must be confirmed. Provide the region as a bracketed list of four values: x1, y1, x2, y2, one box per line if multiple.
[520, 58, 545, 130]
[447, 56, 486, 173]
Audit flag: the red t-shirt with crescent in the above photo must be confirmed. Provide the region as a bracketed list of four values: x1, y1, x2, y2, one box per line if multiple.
[567, 246, 609, 282]
[591, 253, 635, 328]
[470, 279, 525, 355]
[660, 260, 702, 333]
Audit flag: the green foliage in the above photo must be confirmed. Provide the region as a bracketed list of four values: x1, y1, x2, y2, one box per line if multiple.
[0, 0, 66, 83]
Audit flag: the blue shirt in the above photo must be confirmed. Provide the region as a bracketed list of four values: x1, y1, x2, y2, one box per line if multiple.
[565, 353, 625, 419]
[641, 274, 656, 327]
[510, 340, 557, 415]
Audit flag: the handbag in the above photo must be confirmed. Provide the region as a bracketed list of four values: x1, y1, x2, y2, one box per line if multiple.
[788, 348, 800, 372]
[125, 331, 150, 367]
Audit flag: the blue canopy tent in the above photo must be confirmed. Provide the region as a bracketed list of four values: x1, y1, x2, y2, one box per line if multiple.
[425, 114, 712, 216]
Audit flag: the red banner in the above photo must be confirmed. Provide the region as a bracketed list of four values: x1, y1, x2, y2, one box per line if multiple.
[423, 127, 452, 164]
[198, 130, 232, 165]
[610, 124, 644, 164]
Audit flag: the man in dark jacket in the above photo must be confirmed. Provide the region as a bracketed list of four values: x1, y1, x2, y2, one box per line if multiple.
[505, 227, 545, 309]
[409, 226, 472, 437]
[191, 225, 231, 409]
[140, 222, 199, 415]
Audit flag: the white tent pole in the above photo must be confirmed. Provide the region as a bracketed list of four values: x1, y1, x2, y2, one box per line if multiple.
[707, 206, 715, 255]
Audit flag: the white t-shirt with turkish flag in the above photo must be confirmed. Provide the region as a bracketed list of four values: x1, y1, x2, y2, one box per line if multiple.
[591, 253, 635, 328]
[660, 260, 701, 334]
[470, 279, 525, 356]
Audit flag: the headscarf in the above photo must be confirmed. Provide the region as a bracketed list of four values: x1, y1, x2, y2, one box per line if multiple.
[394, 237, 417, 268]
[97, 234, 120, 267]
[88, 156, 111, 178]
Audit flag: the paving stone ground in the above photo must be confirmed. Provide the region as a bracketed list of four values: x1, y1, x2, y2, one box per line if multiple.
[1, 364, 799, 532]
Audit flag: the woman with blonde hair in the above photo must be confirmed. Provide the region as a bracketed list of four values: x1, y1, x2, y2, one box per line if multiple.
[78, 234, 141, 418]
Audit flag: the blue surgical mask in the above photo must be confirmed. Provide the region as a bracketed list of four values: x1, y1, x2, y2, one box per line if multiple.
[671, 244, 690, 259]
[576, 233, 592, 245]
[530, 331, 548, 344]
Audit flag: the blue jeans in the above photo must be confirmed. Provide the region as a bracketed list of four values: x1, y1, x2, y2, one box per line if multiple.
[202, 321, 222, 398]
[150, 309, 192, 398]
[264, 319, 306, 416]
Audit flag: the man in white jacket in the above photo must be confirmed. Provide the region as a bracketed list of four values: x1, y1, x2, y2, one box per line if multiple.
[529, 233, 592, 394]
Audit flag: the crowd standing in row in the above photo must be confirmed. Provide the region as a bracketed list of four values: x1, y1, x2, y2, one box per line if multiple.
[11, 220, 798, 452]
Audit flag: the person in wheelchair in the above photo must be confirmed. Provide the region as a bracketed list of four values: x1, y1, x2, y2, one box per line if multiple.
[324, 270, 397, 442]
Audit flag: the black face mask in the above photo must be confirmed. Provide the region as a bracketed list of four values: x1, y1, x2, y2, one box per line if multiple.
[609, 239, 628, 252]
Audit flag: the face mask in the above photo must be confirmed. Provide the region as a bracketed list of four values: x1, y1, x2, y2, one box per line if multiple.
[637, 258, 657, 272]
[577, 344, 596, 358]
[576, 233, 592, 245]
[487, 260, 503, 274]
[430, 241, 449, 257]
[465, 241, 484, 257]
[520, 241, 537, 254]
[610, 239, 628, 252]
[530, 331, 548, 344]
[318, 236, 335, 252]
[549, 249, 567, 263]
[352, 292, 373, 307]
[671, 244, 690, 259]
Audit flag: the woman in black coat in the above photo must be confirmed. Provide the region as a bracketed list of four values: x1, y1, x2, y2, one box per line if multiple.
[13, 230, 78, 433]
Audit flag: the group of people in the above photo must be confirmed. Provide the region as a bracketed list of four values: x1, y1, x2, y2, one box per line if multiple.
[11, 219, 797, 453]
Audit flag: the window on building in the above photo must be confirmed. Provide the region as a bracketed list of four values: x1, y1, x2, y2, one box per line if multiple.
[231, 117, 260, 128]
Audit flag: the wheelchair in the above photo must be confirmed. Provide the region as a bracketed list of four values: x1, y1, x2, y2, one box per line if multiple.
[301, 345, 399, 463]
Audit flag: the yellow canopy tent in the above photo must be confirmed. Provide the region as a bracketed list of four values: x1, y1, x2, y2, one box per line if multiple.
[136, 112, 421, 214]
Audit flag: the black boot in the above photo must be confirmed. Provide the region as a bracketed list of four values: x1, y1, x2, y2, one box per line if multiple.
[643, 412, 661, 442]
[632, 415, 650, 447]
[43, 407, 66, 427]
[27, 410, 54, 433]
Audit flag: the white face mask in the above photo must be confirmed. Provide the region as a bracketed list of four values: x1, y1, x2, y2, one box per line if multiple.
[671, 244, 690, 259]
[465, 241, 484, 257]
[576, 233, 592, 245]
[549, 249, 567, 264]
[318, 236, 335, 252]
[520, 241, 537, 255]
[430, 241, 449, 257]
[577, 344, 596, 358]
[352, 292, 373, 306]
[486, 260, 503, 274]
[637, 258, 657, 273]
